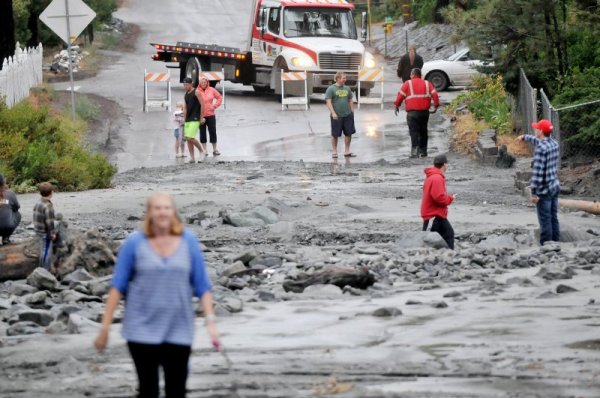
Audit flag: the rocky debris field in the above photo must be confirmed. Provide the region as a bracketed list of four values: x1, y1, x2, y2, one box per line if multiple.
[1, 158, 600, 397]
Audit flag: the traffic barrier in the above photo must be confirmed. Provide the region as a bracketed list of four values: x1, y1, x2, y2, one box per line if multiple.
[357, 67, 384, 110]
[281, 70, 308, 111]
[143, 69, 172, 112]
[198, 68, 226, 109]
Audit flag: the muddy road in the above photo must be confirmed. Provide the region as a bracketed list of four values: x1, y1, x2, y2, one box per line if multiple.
[3, 0, 600, 397]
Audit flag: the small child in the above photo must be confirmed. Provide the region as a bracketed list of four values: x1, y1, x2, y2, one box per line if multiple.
[33, 182, 56, 270]
[173, 102, 186, 158]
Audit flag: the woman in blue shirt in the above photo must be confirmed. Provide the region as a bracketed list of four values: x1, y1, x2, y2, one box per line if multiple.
[95, 192, 219, 397]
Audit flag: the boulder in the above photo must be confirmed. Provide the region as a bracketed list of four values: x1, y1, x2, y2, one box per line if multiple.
[16, 308, 54, 326]
[232, 250, 258, 265]
[26, 268, 59, 291]
[22, 291, 48, 305]
[283, 267, 375, 293]
[251, 206, 279, 224]
[62, 268, 94, 284]
[55, 230, 118, 278]
[219, 296, 243, 313]
[0, 238, 40, 281]
[221, 261, 248, 278]
[7, 321, 45, 336]
[302, 284, 343, 298]
[8, 283, 37, 296]
[477, 234, 518, 250]
[395, 232, 449, 250]
[67, 313, 101, 334]
[372, 307, 402, 317]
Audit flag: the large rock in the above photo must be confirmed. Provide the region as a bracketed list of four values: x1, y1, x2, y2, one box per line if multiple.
[302, 284, 343, 298]
[0, 238, 39, 281]
[55, 230, 118, 278]
[221, 261, 248, 278]
[16, 308, 54, 326]
[478, 234, 518, 250]
[283, 266, 375, 293]
[67, 313, 101, 334]
[395, 232, 449, 250]
[218, 296, 243, 313]
[7, 321, 45, 336]
[250, 206, 279, 224]
[62, 268, 94, 284]
[232, 250, 258, 265]
[26, 268, 59, 291]
[8, 283, 37, 296]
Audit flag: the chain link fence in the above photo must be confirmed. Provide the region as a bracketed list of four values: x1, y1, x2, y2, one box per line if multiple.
[518, 69, 600, 167]
[513, 68, 537, 136]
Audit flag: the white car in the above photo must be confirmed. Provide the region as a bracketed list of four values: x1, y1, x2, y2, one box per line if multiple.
[422, 48, 491, 91]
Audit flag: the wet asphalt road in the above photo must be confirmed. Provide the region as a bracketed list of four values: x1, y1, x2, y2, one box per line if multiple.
[53, 0, 458, 171]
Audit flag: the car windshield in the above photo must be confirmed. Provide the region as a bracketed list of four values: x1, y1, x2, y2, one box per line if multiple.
[447, 49, 470, 61]
[283, 7, 357, 39]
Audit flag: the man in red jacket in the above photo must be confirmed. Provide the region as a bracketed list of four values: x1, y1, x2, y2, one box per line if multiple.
[394, 68, 440, 158]
[421, 154, 455, 249]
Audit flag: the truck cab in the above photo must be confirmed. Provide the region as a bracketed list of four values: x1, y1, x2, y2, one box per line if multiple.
[250, 0, 376, 94]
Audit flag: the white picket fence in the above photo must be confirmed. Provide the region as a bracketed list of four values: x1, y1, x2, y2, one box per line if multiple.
[0, 43, 43, 108]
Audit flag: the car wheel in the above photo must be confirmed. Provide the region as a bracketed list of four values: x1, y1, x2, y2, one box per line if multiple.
[427, 71, 449, 91]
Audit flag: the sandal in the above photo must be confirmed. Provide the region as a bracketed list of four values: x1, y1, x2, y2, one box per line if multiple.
[344, 153, 356, 157]
[213, 150, 221, 156]
[332, 153, 338, 159]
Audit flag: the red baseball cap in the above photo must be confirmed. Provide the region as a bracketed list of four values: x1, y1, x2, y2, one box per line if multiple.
[531, 119, 553, 134]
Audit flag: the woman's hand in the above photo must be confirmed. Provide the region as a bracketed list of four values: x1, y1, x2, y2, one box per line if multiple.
[95, 328, 109, 352]
[206, 321, 220, 351]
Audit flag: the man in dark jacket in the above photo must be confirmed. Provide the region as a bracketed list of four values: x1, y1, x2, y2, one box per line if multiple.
[421, 154, 455, 249]
[0, 175, 21, 245]
[397, 46, 424, 83]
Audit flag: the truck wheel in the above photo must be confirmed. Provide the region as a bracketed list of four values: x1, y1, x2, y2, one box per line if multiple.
[273, 61, 289, 103]
[185, 57, 201, 87]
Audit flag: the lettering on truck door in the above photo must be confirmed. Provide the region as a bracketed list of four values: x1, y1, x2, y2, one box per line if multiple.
[252, 7, 281, 67]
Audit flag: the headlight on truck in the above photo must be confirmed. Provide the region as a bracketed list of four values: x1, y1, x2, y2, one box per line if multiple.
[364, 52, 376, 69]
[291, 55, 314, 68]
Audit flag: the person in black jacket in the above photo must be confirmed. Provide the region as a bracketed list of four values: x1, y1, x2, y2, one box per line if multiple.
[397, 46, 424, 82]
[0, 175, 21, 245]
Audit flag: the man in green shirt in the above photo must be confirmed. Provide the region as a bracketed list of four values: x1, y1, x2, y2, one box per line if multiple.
[325, 71, 356, 159]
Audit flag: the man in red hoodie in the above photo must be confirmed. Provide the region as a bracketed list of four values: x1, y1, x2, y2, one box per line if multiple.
[421, 154, 455, 249]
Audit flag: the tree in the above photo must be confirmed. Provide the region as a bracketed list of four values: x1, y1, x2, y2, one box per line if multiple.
[0, 0, 16, 68]
[445, 0, 570, 95]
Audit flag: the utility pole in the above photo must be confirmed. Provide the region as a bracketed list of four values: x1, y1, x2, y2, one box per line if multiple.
[367, 0, 371, 45]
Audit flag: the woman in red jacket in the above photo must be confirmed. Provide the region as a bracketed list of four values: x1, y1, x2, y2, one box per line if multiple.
[195, 78, 223, 156]
[421, 154, 456, 249]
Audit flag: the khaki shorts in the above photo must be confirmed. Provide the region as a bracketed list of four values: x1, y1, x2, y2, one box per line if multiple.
[184, 121, 200, 139]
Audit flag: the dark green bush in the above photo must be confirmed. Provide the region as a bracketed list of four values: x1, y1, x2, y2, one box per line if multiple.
[0, 100, 116, 192]
[553, 67, 600, 157]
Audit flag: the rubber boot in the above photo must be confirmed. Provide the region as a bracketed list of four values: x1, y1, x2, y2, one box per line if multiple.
[409, 147, 419, 158]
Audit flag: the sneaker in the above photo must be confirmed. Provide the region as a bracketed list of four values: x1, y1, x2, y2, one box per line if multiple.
[2, 237, 11, 245]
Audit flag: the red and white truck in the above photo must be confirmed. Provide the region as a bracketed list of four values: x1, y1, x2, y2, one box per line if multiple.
[150, 0, 376, 95]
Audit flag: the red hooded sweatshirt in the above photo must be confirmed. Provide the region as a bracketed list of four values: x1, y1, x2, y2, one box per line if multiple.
[421, 167, 454, 220]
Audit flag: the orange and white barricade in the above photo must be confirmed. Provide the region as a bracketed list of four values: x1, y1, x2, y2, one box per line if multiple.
[281, 70, 308, 111]
[143, 69, 172, 112]
[357, 67, 384, 109]
[198, 68, 226, 109]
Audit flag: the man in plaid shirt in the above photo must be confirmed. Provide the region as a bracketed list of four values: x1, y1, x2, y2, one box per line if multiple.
[517, 119, 560, 244]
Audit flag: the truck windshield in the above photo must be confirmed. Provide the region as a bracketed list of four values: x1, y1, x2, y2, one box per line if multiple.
[283, 8, 357, 39]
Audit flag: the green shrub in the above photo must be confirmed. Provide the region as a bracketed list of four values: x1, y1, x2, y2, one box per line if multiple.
[74, 95, 100, 121]
[448, 75, 511, 134]
[553, 67, 600, 157]
[0, 100, 116, 192]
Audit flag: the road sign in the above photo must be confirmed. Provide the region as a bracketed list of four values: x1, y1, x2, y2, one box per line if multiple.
[40, 0, 96, 45]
